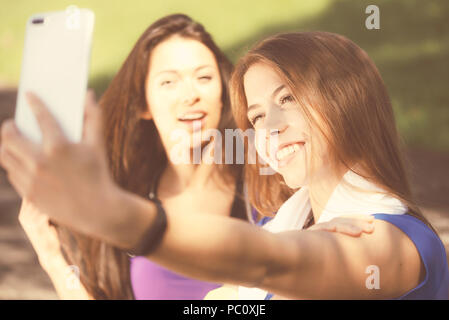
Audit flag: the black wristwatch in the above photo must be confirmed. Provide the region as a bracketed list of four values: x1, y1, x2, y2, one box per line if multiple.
[127, 192, 167, 257]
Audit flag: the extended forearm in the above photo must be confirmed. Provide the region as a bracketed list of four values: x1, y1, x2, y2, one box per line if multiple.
[149, 211, 276, 286]
[109, 188, 281, 287]
[86, 186, 160, 250]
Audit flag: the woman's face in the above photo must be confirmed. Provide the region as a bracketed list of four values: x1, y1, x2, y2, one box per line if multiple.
[244, 63, 328, 188]
[144, 36, 223, 152]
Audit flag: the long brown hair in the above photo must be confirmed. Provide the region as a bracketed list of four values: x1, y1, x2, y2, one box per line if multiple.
[56, 14, 241, 299]
[230, 31, 436, 232]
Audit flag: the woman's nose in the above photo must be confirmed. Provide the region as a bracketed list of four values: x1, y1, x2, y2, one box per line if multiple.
[182, 80, 200, 106]
[265, 125, 288, 142]
[263, 106, 288, 137]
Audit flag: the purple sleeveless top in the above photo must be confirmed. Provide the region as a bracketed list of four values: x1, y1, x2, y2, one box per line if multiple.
[130, 177, 248, 300]
[130, 256, 221, 299]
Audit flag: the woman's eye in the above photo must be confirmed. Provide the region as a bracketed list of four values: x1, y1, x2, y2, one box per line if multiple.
[279, 94, 294, 105]
[161, 80, 175, 87]
[249, 114, 264, 126]
[198, 75, 212, 82]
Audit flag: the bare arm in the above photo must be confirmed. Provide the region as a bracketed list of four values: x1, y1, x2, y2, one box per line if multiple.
[259, 219, 424, 299]
[1, 93, 423, 300]
[18, 200, 93, 300]
[117, 190, 423, 299]
[43, 254, 94, 300]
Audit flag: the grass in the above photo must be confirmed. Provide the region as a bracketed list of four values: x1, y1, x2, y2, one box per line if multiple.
[1, 0, 448, 151]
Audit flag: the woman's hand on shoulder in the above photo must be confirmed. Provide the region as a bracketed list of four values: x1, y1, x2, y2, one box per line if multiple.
[308, 214, 374, 237]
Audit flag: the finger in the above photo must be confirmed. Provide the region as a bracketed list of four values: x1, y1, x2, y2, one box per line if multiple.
[361, 221, 375, 233]
[338, 217, 375, 233]
[26, 92, 67, 144]
[335, 223, 363, 237]
[1, 146, 35, 199]
[81, 90, 95, 141]
[311, 221, 362, 236]
[5, 170, 28, 199]
[1, 119, 41, 171]
[82, 90, 104, 146]
[0, 145, 29, 179]
[309, 222, 336, 232]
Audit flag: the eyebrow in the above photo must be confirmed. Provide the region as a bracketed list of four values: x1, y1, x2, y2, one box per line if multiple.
[247, 84, 286, 113]
[154, 64, 214, 77]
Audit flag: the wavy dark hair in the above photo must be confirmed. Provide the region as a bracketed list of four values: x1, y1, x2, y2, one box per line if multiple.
[55, 14, 242, 299]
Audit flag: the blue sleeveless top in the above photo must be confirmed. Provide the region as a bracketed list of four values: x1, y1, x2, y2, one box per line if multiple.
[257, 213, 449, 300]
[373, 213, 449, 299]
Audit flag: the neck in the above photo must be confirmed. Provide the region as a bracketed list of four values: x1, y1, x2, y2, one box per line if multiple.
[308, 165, 345, 223]
[159, 150, 217, 197]
[165, 162, 204, 189]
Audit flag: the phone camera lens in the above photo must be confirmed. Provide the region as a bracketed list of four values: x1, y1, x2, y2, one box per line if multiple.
[32, 18, 44, 24]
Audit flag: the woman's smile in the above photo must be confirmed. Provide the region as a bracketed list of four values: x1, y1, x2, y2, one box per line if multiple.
[177, 110, 208, 132]
[275, 141, 305, 167]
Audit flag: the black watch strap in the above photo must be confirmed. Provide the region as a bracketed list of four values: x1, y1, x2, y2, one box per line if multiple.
[127, 194, 167, 257]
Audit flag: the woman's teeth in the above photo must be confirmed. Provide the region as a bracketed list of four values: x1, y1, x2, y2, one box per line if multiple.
[179, 112, 206, 121]
[276, 143, 302, 161]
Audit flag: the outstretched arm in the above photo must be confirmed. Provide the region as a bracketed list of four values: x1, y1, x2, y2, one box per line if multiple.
[117, 190, 423, 299]
[0, 92, 423, 299]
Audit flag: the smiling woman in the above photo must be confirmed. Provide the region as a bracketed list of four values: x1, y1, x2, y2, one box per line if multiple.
[229, 31, 448, 299]
[142, 36, 223, 141]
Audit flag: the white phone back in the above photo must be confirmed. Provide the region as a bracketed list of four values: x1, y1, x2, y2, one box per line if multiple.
[15, 8, 94, 143]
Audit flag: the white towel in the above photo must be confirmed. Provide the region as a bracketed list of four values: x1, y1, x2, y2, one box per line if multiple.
[237, 170, 407, 300]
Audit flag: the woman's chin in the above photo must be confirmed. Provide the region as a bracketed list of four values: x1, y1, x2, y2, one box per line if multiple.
[282, 172, 307, 189]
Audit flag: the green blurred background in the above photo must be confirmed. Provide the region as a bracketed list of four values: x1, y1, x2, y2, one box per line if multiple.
[1, 0, 448, 150]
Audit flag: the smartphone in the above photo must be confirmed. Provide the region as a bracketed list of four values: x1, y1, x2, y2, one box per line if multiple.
[15, 7, 94, 143]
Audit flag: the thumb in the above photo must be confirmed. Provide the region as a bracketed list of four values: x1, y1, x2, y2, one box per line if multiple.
[82, 90, 105, 146]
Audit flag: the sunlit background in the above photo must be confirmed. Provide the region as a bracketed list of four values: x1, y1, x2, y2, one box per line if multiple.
[0, 0, 448, 299]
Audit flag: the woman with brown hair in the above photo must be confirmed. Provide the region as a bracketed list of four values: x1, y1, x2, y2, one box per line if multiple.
[16, 13, 248, 300]
[3, 31, 438, 299]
